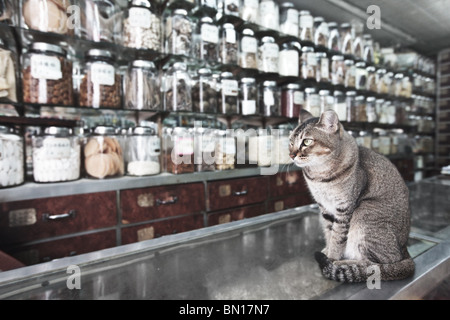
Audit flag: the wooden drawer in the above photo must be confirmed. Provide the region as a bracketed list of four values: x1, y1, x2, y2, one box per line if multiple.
[269, 170, 307, 198]
[267, 194, 314, 213]
[6, 230, 116, 266]
[207, 177, 268, 212]
[121, 214, 205, 245]
[120, 183, 205, 224]
[0, 192, 117, 246]
[207, 203, 266, 227]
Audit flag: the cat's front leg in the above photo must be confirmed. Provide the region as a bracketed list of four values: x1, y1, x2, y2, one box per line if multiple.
[320, 212, 333, 256]
[327, 215, 351, 261]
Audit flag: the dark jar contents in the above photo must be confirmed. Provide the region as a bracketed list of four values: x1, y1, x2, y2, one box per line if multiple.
[281, 83, 303, 118]
[164, 127, 195, 174]
[78, 49, 121, 109]
[219, 23, 238, 65]
[193, 16, 219, 63]
[192, 68, 217, 113]
[162, 61, 192, 111]
[218, 72, 239, 114]
[22, 42, 73, 106]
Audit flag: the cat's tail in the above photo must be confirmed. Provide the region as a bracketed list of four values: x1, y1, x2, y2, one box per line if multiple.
[314, 252, 415, 283]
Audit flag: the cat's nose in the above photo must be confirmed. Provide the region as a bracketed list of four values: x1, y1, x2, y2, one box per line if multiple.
[289, 152, 297, 160]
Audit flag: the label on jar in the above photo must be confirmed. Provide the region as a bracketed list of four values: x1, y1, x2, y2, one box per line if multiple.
[293, 91, 304, 105]
[91, 63, 115, 86]
[201, 24, 219, 44]
[307, 52, 317, 66]
[335, 102, 347, 121]
[241, 100, 256, 115]
[222, 79, 238, 96]
[320, 57, 330, 79]
[30, 55, 62, 80]
[225, 28, 236, 44]
[264, 91, 275, 106]
[262, 43, 279, 59]
[241, 36, 257, 53]
[42, 138, 71, 159]
[149, 137, 161, 156]
[287, 9, 299, 24]
[244, 0, 258, 8]
[174, 137, 194, 155]
[300, 15, 313, 28]
[128, 7, 151, 28]
[279, 50, 299, 76]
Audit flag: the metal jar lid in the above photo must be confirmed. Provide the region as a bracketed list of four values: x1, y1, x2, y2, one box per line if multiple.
[93, 126, 116, 135]
[262, 80, 277, 87]
[86, 49, 113, 59]
[282, 83, 301, 90]
[132, 126, 155, 135]
[131, 60, 156, 69]
[242, 28, 255, 36]
[130, 0, 151, 8]
[44, 126, 72, 136]
[30, 42, 66, 56]
[173, 8, 188, 16]
[240, 77, 256, 84]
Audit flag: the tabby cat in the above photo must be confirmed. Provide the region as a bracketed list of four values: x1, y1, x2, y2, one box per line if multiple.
[289, 110, 415, 283]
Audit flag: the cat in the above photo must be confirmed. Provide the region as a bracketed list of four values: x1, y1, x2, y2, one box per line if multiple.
[289, 110, 414, 283]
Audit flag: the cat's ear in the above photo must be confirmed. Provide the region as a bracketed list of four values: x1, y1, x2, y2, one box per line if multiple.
[298, 109, 314, 124]
[317, 110, 340, 134]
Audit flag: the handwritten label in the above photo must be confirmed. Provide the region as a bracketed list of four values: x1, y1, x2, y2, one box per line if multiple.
[30, 55, 62, 80]
[91, 63, 115, 86]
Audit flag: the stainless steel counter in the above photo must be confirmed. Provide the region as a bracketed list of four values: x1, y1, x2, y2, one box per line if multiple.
[0, 178, 449, 300]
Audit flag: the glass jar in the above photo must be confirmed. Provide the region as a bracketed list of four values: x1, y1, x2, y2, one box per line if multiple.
[126, 126, 160, 176]
[298, 10, 313, 45]
[378, 130, 391, 155]
[333, 90, 347, 122]
[0, 125, 24, 188]
[366, 66, 377, 93]
[20, 0, 72, 35]
[260, 80, 280, 117]
[240, 77, 258, 115]
[327, 22, 340, 53]
[304, 86, 320, 117]
[273, 128, 291, 165]
[239, 0, 258, 23]
[346, 90, 357, 122]
[164, 127, 194, 174]
[371, 131, 380, 154]
[330, 55, 345, 86]
[194, 126, 216, 172]
[249, 129, 272, 167]
[194, 16, 219, 63]
[314, 17, 328, 49]
[319, 89, 333, 114]
[356, 131, 372, 150]
[355, 95, 367, 122]
[162, 62, 192, 112]
[124, 59, 160, 111]
[279, 2, 298, 37]
[363, 34, 374, 64]
[376, 99, 387, 124]
[340, 23, 353, 56]
[376, 68, 388, 95]
[366, 96, 378, 123]
[258, 0, 279, 31]
[301, 46, 317, 82]
[78, 49, 120, 109]
[33, 127, 80, 183]
[84, 126, 124, 179]
[344, 59, 356, 88]
[355, 61, 368, 91]
[316, 52, 330, 83]
[219, 23, 238, 65]
[279, 40, 301, 77]
[386, 100, 396, 125]
[352, 21, 364, 60]
[75, 0, 120, 43]
[257, 36, 279, 74]
[215, 129, 236, 171]
[192, 68, 217, 113]
[239, 28, 258, 69]
[164, 8, 193, 56]
[0, 36, 17, 103]
[123, 0, 161, 51]
[22, 42, 73, 106]
[218, 72, 239, 114]
[281, 83, 303, 118]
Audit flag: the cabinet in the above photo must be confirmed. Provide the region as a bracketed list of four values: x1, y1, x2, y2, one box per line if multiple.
[438, 49, 450, 168]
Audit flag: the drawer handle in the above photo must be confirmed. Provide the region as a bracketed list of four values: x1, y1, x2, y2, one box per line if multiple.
[42, 210, 76, 222]
[233, 190, 248, 196]
[156, 196, 178, 206]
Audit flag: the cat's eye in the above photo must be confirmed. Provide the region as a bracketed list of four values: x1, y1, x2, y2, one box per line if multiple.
[303, 139, 313, 146]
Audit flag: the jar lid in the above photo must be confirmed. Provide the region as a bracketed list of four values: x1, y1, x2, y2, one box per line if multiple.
[299, 10, 311, 15]
[30, 42, 66, 55]
[200, 16, 214, 24]
[328, 22, 338, 28]
[86, 49, 113, 59]
[130, 0, 151, 8]
[345, 59, 355, 65]
[281, 40, 301, 50]
[261, 36, 275, 43]
[280, 2, 295, 9]
[198, 68, 212, 76]
[242, 28, 255, 36]
[319, 89, 330, 96]
[0, 125, 13, 134]
[94, 126, 116, 135]
[282, 83, 300, 90]
[316, 51, 327, 57]
[174, 8, 188, 15]
[366, 96, 376, 102]
[262, 80, 277, 87]
[332, 55, 344, 61]
[132, 60, 155, 69]
[340, 22, 351, 28]
[172, 62, 187, 71]
[241, 77, 256, 83]
[304, 87, 316, 93]
[132, 126, 155, 135]
[346, 90, 356, 96]
[366, 66, 376, 72]
[314, 17, 324, 23]
[44, 127, 72, 136]
[302, 46, 314, 53]
[355, 61, 366, 68]
[221, 71, 233, 78]
[223, 23, 234, 29]
[333, 90, 344, 96]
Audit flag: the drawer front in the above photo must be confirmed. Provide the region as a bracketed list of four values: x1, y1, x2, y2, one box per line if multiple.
[207, 177, 268, 212]
[7, 230, 116, 266]
[269, 170, 307, 198]
[0, 192, 117, 245]
[207, 204, 266, 227]
[268, 194, 314, 213]
[121, 214, 205, 245]
[121, 183, 205, 224]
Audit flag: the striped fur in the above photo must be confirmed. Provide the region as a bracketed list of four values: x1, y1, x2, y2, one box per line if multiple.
[290, 110, 415, 283]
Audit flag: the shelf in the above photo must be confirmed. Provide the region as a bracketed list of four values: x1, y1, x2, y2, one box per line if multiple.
[0, 116, 81, 128]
